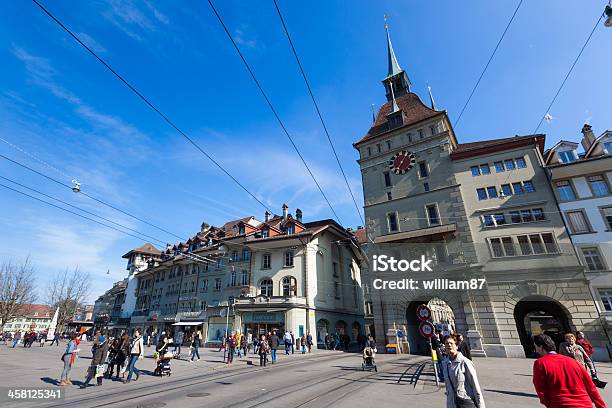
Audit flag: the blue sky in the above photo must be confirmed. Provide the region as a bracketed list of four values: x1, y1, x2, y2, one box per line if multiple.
[0, 1, 610, 301]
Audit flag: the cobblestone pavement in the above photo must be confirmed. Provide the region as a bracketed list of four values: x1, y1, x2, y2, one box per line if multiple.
[1, 342, 610, 407]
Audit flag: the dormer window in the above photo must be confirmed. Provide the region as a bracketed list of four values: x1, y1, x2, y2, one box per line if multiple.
[262, 229, 269, 238]
[286, 225, 295, 235]
[604, 141, 612, 155]
[238, 225, 245, 235]
[558, 150, 576, 163]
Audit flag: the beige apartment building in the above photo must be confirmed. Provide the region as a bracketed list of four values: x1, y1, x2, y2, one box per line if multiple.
[545, 124, 612, 350]
[353, 25, 607, 358]
[127, 206, 366, 347]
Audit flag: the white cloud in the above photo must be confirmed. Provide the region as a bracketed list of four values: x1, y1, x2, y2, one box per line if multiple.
[74, 32, 107, 53]
[234, 29, 258, 49]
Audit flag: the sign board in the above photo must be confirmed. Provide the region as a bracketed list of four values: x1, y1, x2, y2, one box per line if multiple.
[416, 304, 431, 321]
[419, 321, 435, 338]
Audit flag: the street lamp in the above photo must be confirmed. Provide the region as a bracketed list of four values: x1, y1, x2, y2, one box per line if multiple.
[605, 5, 612, 27]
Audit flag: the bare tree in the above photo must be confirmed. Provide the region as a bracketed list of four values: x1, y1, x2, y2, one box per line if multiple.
[45, 266, 91, 331]
[0, 258, 37, 330]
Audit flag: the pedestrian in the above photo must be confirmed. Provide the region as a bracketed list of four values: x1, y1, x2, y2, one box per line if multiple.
[576, 331, 596, 371]
[236, 332, 243, 358]
[124, 329, 144, 383]
[12, 330, 21, 348]
[39, 331, 47, 347]
[81, 332, 109, 388]
[283, 331, 292, 355]
[106, 337, 121, 378]
[269, 331, 280, 363]
[559, 333, 596, 378]
[253, 335, 259, 355]
[457, 334, 472, 361]
[259, 335, 270, 367]
[226, 333, 236, 364]
[80, 332, 87, 342]
[431, 332, 444, 381]
[190, 330, 201, 362]
[290, 331, 295, 354]
[246, 331, 253, 354]
[306, 332, 313, 353]
[116, 332, 130, 379]
[58, 333, 80, 386]
[300, 334, 307, 354]
[173, 330, 184, 358]
[443, 334, 485, 408]
[324, 333, 330, 350]
[532, 333, 605, 408]
[52, 331, 60, 346]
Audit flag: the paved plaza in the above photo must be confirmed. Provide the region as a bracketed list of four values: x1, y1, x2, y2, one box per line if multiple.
[1, 341, 611, 407]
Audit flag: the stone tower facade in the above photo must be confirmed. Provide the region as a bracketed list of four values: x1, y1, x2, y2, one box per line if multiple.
[353, 25, 608, 359]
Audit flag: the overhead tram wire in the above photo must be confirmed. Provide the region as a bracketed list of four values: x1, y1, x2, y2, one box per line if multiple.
[31, 0, 274, 216]
[206, 0, 343, 225]
[0, 181, 163, 244]
[0, 152, 187, 242]
[533, 10, 605, 134]
[272, 0, 364, 226]
[0, 174, 168, 247]
[454, 0, 524, 129]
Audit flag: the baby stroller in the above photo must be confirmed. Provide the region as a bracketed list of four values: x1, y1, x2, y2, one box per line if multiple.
[154, 351, 173, 377]
[362, 346, 377, 372]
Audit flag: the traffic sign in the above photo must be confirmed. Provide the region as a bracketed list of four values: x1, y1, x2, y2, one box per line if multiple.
[416, 304, 431, 321]
[419, 321, 435, 338]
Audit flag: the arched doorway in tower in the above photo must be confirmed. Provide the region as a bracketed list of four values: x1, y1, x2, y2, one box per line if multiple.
[406, 298, 455, 355]
[316, 319, 330, 347]
[514, 296, 571, 358]
[352, 321, 362, 341]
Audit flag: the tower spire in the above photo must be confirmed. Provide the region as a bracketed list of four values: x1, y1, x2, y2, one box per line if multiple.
[427, 84, 437, 110]
[381, 16, 410, 102]
[384, 15, 402, 78]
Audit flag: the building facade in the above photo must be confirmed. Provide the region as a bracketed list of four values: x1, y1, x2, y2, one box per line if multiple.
[93, 279, 128, 334]
[353, 25, 608, 359]
[2, 304, 52, 334]
[545, 124, 612, 343]
[123, 205, 366, 347]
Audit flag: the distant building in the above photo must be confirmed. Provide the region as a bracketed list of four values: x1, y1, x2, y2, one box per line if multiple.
[545, 124, 612, 341]
[93, 279, 128, 334]
[2, 304, 52, 334]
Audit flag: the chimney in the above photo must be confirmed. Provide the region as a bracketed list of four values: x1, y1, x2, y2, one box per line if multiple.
[265, 211, 271, 222]
[581, 124, 596, 152]
[295, 208, 302, 223]
[282, 203, 288, 220]
[200, 222, 210, 233]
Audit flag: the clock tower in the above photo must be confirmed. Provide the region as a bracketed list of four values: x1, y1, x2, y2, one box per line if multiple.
[354, 21, 487, 356]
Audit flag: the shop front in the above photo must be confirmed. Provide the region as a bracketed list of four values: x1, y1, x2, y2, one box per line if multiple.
[241, 311, 285, 337]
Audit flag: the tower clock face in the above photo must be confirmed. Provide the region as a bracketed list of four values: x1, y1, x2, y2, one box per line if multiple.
[388, 150, 416, 174]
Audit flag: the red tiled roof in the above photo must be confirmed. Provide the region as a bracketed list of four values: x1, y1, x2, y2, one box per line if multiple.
[22, 304, 52, 318]
[354, 228, 367, 244]
[355, 92, 443, 146]
[122, 243, 161, 258]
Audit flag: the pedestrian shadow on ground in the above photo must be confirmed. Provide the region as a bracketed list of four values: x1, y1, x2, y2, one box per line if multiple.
[41, 377, 60, 386]
[485, 389, 537, 398]
[331, 365, 363, 371]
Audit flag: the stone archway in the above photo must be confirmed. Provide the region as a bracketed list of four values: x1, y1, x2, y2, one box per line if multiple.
[406, 297, 456, 355]
[514, 295, 571, 358]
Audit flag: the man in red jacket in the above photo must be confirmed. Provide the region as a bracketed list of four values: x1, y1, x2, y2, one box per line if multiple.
[532, 334, 606, 408]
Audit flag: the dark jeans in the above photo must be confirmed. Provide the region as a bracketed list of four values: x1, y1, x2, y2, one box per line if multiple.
[227, 348, 234, 363]
[126, 354, 139, 381]
[191, 346, 200, 361]
[285, 343, 290, 355]
[259, 353, 267, 366]
[83, 366, 102, 386]
[271, 349, 277, 362]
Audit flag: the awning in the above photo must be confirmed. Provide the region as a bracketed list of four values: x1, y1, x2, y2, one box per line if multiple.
[172, 321, 204, 326]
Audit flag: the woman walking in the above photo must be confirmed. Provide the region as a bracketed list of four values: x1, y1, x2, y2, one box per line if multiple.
[300, 335, 307, 354]
[81, 332, 108, 388]
[58, 333, 80, 386]
[190, 331, 201, 362]
[559, 332, 601, 383]
[259, 335, 270, 367]
[125, 329, 144, 384]
[443, 334, 485, 408]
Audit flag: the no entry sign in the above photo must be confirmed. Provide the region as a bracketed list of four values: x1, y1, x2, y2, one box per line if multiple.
[419, 321, 435, 338]
[416, 304, 431, 321]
